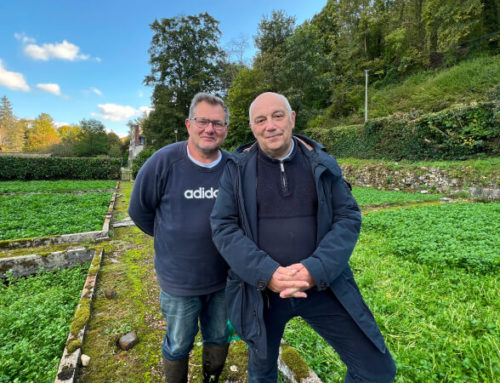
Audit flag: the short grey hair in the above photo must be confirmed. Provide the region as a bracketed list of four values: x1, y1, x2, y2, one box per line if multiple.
[189, 92, 229, 124]
[249, 92, 292, 122]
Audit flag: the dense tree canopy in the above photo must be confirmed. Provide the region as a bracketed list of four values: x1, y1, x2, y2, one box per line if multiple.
[74, 119, 108, 157]
[137, 3, 497, 150]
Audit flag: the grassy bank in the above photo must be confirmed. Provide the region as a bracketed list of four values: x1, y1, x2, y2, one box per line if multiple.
[324, 55, 500, 127]
[368, 55, 500, 119]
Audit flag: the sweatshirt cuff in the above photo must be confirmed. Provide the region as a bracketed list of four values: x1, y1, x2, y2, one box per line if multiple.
[301, 257, 329, 291]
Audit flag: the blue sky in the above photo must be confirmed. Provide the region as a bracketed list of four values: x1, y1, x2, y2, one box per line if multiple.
[0, 0, 326, 137]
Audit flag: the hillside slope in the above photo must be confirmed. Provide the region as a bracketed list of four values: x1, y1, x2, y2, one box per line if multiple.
[320, 55, 499, 128]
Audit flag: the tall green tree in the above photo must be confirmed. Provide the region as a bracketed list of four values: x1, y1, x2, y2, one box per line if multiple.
[253, 10, 296, 91]
[107, 131, 123, 158]
[225, 67, 269, 149]
[423, 0, 486, 65]
[74, 119, 108, 157]
[279, 22, 333, 129]
[0, 96, 24, 151]
[144, 13, 228, 148]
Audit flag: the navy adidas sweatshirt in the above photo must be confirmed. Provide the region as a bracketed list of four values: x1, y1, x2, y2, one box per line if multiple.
[128, 141, 229, 296]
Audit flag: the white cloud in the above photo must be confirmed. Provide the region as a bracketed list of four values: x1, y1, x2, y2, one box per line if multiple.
[138, 106, 154, 116]
[14, 32, 35, 44]
[0, 60, 30, 91]
[95, 57, 102, 62]
[37, 83, 62, 96]
[93, 103, 153, 122]
[24, 40, 89, 61]
[90, 87, 102, 96]
[54, 121, 69, 128]
[95, 103, 138, 122]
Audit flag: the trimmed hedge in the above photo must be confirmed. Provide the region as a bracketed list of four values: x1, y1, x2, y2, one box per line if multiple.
[0, 157, 121, 180]
[131, 148, 156, 178]
[318, 101, 499, 160]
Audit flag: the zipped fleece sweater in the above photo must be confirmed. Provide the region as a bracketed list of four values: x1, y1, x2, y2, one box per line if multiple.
[210, 134, 387, 357]
[256, 140, 318, 266]
[128, 141, 229, 296]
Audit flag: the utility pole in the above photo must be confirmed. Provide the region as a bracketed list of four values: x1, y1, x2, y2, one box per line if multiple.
[364, 69, 369, 122]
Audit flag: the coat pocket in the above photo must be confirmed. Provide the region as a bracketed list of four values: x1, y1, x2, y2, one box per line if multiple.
[225, 274, 247, 339]
[225, 274, 264, 351]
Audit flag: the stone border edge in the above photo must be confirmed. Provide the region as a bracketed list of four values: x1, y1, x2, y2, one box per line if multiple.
[0, 247, 94, 279]
[278, 340, 323, 383]
[54, 247, 103, 382]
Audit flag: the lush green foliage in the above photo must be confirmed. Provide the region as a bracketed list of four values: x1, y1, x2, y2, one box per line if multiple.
[368, 55, 500, 119]
[131, 148, 156, 178]
[284, 201, 499, 382]
[319, 101, 499, 160]
[0, 192, 112, 240]
[0, 180, 116, 194]
[352, 187, 443, 206]
[0, 157, 121, 180]
[0, 263, 89, 383]
[226, 2, 499, 141]
[140, 4, 498, 152]
[362, 202, 500, 273]
[285, 235, 499, 382]
[143, 13, 228, 148]
[71, 119, 109, 157]
[225, 67, 269, 149]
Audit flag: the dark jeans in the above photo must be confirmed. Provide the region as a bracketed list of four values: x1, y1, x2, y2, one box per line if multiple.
[159, 289, 227, 361]
[247, 289, 396, 383]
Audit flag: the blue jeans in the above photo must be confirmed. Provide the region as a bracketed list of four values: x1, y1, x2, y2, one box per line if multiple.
[247, 289, 396, 383]
[159, 289, 228, 361]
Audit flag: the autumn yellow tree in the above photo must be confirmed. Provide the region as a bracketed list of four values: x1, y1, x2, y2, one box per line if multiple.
[50, 124, 82, 156]
[58, 124, 81, 140]
[24, 113, 60, 152]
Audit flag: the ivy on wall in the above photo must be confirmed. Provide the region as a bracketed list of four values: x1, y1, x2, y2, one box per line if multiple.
[313, 101, 499, 160]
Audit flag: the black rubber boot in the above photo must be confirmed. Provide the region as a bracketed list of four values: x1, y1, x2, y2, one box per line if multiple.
[202, 343, 229, 383]
[163, 355, 189, 383]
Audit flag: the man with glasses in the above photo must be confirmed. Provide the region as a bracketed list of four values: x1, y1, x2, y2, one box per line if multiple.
[211, 92, 396, 382]
[129, 93, 230, 383]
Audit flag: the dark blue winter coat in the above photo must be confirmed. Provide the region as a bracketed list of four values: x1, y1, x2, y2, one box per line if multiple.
[210, 135, 387, 357]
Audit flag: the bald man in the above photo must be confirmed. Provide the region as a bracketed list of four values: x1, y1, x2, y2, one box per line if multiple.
[211, 92, 396, 383]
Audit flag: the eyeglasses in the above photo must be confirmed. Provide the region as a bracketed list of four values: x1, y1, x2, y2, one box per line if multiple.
[191, 117, 227, 132]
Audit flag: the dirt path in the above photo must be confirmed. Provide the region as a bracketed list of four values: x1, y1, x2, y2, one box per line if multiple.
[77, 181, 249, 383]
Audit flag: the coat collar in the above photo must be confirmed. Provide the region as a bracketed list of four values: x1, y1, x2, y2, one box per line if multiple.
[232, 134, 325, 162]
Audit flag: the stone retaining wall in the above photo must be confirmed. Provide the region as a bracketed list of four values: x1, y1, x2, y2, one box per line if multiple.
[340, 164, 500, 200]
[0, 247, 94, 279]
